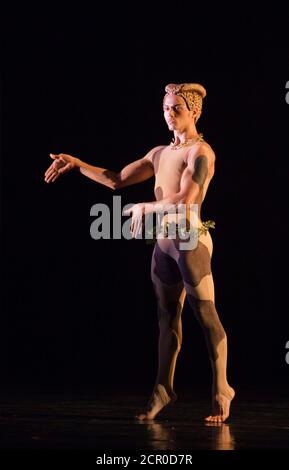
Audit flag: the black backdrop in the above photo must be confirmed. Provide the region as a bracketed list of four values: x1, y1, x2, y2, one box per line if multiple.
[1, 6, 289, 394]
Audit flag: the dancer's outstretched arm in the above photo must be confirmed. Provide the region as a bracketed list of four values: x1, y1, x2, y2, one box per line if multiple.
[44, 146, 164, 189]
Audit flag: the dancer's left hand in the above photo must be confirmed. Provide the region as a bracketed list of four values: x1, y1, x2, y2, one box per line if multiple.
[123, 203, 145, 238]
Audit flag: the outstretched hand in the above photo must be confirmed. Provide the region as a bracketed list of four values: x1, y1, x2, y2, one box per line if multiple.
[44, 153, 78, 183]
[123, 203, 145, 238]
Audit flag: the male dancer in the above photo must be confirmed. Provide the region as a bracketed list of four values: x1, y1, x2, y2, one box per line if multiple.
[44, 83, 235, 423]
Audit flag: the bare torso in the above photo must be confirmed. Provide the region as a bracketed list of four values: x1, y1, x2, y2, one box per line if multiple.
[150, 141, 215, 228]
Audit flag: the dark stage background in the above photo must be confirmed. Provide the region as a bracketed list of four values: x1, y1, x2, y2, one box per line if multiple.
[1, 7, 289, 395]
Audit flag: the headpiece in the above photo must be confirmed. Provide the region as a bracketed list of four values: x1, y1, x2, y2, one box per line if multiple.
[164, 83, 206, 122]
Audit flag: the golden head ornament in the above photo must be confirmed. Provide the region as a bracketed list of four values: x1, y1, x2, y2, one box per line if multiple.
[164, 83, 206, 123]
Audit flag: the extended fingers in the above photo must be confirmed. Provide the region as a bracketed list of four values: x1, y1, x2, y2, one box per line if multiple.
[123, 206, 143, 237]
[45, 170, 59, 183]
[45, 154, 64, 183]
[136, 215, 143, 237]
[130, 216, 136, 237]
[45, 162, 56, 176]
[131, 214, 143, 238]
[44, 165, 60, 183]
[50, 172, 60, 182]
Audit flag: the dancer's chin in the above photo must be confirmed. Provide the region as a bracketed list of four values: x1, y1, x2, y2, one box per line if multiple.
[168, 124, 177, 130]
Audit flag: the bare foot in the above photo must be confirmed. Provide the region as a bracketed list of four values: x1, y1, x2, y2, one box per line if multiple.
[136, 384, 176, 421]
[205, 386, 235, 423]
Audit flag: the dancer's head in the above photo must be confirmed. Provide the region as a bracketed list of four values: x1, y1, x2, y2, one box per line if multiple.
[163, 83, 206, 130]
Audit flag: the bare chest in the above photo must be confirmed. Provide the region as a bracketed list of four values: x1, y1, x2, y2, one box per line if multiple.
[155, 149, 188, 178]
[154, 148, 188, 198]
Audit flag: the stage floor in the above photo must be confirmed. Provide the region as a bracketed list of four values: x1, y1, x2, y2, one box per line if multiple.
[0, 388, 288, 452]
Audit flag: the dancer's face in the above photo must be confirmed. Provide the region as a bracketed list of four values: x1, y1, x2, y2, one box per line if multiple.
[163, 94, 193, 131]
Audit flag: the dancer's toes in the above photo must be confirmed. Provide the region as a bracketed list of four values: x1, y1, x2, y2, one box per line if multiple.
[135, 384, 174, 421]
[205, 387, 235, 423]
[205, 415, 221, 423]
[135, 412, 151, 421]
[205, 415, 223, 422]
[135, 411, 157, 421]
